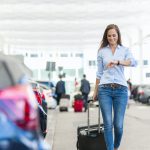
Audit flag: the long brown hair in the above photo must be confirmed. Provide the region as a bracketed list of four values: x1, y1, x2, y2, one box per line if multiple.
[99, 24, 122, 50]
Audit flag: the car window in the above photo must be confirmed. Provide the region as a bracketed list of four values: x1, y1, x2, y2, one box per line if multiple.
[0, 62, 12, 89]
[39, 84, 49, 90]
[31, 82, 38, 89]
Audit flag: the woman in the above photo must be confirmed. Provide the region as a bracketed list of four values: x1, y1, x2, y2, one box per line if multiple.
[93, 24, 137, 150]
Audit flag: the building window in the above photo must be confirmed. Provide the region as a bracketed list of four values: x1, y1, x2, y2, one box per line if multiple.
[70, 53, 73, 57]
[89, 60, 96, 66]
[60, 53, 68, 57]
[146, 73, 150, 78]
[143, 60, 148, 65]
[75, 53, 83, 58]
[30, 54, 38, 57]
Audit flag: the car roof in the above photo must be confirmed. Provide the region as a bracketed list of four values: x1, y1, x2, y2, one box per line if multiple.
[0, 54, 31, 88]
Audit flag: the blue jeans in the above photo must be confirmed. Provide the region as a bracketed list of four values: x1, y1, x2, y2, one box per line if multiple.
[98, 85, 128, 150]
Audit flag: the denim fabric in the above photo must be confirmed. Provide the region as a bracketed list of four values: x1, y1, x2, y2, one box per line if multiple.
[98, 85, 128, 150]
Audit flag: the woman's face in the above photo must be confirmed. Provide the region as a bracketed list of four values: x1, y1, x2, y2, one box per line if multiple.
[107, 29, 118, 46]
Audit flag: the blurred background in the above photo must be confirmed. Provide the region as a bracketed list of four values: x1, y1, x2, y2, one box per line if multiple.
[1, 1, 150, 150]
[0, 0, 150, 93]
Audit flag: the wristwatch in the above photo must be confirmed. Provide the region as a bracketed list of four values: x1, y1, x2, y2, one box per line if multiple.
[117, 60, 120, 65]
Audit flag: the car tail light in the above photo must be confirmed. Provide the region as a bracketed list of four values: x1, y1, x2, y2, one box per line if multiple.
[0, 84, 39, 131]
[34, 90, 42, 105]
[41, 93, 45, 100]
[16, 99, 39, 130]
[139, 91, 144, 95]
[138, 87, 144, 95]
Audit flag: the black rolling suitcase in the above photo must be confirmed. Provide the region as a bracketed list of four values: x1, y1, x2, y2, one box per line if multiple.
[77, 100, 107, 150]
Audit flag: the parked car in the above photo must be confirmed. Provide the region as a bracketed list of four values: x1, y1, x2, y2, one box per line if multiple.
[0, 54, 50, 150]
[29, 80, 48, 111]
[36, 80, 55, 90]
[137, 85, 150, 104]
[29, 80, 48, 138]
[39, 83, 57, 109]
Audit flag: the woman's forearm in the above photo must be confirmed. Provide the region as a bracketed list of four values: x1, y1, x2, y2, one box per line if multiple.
[94, 78, 100, 93]
[93, 78, 100, 100]
[119, 59, 131, 66]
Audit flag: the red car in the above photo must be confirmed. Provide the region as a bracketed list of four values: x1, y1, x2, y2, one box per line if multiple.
[0, 54, 50, 150]
[29, 80, 48, 137]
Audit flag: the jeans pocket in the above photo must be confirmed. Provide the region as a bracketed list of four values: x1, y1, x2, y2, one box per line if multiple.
[120, 86, 128, 93]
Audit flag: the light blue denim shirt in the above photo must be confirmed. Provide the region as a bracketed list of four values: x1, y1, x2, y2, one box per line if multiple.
[96, 45, 137, 87]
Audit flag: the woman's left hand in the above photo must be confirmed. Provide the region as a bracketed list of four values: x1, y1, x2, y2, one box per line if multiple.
[106, 60, 118, 68]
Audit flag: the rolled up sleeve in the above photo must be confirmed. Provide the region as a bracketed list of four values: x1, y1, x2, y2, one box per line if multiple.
[125, 48, 137, 67]
[96, 51, 103, 79]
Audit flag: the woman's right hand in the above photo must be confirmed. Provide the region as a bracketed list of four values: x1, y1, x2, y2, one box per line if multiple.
[106, 60, 118, 68]
[93, 91, 98, 101]
[93, 78, 100, 101]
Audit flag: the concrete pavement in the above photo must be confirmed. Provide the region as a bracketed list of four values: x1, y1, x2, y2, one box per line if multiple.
[45, 100, 150, 150]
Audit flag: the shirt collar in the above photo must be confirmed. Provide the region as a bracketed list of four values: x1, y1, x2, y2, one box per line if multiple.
[106, 44, 121, 49]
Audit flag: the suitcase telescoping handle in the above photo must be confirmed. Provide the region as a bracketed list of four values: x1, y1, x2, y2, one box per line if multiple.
[87, 99, 101, 135]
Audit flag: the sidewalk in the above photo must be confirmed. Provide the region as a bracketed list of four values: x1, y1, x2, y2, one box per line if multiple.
[122, 102, 150, 150]
[45, 101, 150, 150]
[45, 109, 57, 147]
